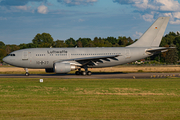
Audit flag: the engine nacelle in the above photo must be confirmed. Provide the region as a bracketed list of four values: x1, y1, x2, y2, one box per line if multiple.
[45, 68, 54, 73]
[53, 63, 77, 73]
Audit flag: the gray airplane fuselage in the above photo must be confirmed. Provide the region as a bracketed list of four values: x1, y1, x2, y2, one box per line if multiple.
[3, 47, 150, 69]
[3, 17, 171, 75]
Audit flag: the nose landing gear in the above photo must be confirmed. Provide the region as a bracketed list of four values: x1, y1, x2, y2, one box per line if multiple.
[24, 68, 29, 76]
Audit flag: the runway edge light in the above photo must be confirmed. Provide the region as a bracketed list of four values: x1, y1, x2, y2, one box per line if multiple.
[40, 79, 43, 83]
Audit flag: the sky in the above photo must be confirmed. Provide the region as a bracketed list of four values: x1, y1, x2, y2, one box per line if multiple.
[1, 0, 180, 45]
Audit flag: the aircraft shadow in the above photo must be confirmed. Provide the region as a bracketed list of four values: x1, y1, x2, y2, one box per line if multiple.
[55, 72, 126, 76]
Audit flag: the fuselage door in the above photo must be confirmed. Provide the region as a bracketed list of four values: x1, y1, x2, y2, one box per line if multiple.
[67, 53, 71, 59]
[125, 49, 131, 59]
[22, 51, 28, 60]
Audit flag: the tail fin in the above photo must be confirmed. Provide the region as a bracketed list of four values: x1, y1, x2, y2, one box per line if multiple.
[127, 17, 170, 47]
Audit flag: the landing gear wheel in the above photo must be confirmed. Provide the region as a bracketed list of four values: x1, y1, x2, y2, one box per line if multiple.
[25, 72, 29, 76]
[75, 71, 80, 75]
[87, 71, 92, 76]
[81, 71, 86, 76]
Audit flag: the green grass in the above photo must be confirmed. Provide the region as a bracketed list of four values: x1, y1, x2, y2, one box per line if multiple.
[0, 78, 180, 119]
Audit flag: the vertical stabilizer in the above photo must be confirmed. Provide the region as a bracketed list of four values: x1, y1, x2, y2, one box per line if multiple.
[128, 17, 170, 47]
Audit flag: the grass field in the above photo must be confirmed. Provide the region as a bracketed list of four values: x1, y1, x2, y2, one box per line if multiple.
[0, 78, 180, 119]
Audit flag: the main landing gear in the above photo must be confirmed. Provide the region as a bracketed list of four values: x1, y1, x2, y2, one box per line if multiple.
[24, 68, 30, 76]
[75, 68, 92, 76]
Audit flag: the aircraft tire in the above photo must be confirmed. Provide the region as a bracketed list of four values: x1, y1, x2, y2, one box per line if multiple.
[81, 71, 86, 76]
[75, 71, 80, 75]
[87, 71, 92, 76]
[25, 72, 29, 76]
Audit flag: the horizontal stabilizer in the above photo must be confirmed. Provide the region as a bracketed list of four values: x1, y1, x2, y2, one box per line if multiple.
[146, 47, 175, 53]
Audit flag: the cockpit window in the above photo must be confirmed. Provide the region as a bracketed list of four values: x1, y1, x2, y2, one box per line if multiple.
[8, 54, 15, 56]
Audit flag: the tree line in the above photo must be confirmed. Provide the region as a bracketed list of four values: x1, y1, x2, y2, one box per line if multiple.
[0, 32, 179, 64]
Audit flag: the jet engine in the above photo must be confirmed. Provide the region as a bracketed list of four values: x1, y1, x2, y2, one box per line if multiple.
[53, 63, 78, 73]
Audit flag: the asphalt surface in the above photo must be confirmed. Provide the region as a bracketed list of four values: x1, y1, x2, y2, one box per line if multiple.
[1, 72, 180, 79]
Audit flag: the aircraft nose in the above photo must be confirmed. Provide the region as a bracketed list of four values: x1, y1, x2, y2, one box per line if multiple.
[3, 57, 9, 64]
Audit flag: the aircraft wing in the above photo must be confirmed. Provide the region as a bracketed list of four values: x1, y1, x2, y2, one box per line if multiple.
[69, 55, 120, 61]
[56, 55, 120, 66]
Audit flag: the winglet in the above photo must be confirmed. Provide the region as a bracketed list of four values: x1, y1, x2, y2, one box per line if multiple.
[127, 17, 170, 47]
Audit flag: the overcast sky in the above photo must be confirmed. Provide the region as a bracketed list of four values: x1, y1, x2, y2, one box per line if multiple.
[1, 0, 180, 45]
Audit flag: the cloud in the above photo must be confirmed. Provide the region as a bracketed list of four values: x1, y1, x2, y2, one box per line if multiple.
[142, 13, 155, 22]
[170, 19, 180, 24]
[113, 0, 180, 11]
[113, 0, 135, 4]
[113, 0, 180, 24]
[0, 0, 98, 15]
[173, 12, 180, 19]
[15, 5, 29, 11]
[157, 0, 180, 11]
[37, 5, 48, 14]
[57, 0, 98, 6]
[0, 0, 48, 14]
[0, 0, 29, 6]
[78, 19, 85, 22]
[0, 0, 44, 6]
[0, 17, 7, 20]
[0, 1, 49, 14]
[133, 31, 143, 38]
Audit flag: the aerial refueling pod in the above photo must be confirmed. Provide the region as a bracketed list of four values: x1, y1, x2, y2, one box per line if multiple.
[53, 63, 78, 73]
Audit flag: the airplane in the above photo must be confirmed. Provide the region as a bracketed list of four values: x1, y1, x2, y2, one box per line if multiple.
[3, 17, 171, 76]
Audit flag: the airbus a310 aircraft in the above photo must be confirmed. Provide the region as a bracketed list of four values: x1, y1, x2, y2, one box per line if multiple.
[3, 17, 171, 76]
